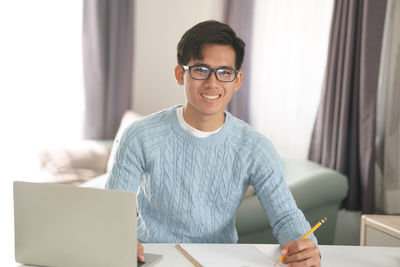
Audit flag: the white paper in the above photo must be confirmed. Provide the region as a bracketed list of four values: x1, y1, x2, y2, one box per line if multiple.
[179, 244, 283, 267]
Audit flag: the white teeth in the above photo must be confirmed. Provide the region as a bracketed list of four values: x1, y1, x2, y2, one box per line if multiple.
[201, 93, 220, 100]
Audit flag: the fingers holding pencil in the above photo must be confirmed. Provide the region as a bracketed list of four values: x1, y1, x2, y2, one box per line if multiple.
[281, 239, 320, 266]
[275, 217, 326, 266]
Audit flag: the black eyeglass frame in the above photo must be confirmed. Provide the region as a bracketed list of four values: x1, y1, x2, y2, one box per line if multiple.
[181, 64, 239, 82]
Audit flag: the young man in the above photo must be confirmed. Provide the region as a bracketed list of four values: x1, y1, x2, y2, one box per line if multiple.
[106, 20, 321, 266]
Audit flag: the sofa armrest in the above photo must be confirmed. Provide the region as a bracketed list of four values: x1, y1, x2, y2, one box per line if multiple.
[236, 157, 348, 245]
[39, 140, 113, 185]
[282, 158, 348, 210]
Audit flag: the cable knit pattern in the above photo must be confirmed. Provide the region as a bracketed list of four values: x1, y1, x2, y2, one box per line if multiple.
[106, 105, 317, 245]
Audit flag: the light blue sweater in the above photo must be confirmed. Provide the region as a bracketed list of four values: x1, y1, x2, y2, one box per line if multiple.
[106, 105, 316, 245]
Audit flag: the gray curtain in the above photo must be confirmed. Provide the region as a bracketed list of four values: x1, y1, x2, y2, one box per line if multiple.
[308, 0, 387, 213]
[224, 0, 254, 123]
[82, 0, 134, 139]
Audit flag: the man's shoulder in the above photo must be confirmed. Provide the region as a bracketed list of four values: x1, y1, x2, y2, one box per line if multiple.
[227, 114, 279, 159]
[227, 114, 283, 173]
[138, 106, 175, 124]
[123, 106, 177, 139]
[228, 114, 271, 145]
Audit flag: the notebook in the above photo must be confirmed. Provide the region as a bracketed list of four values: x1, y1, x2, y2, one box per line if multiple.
[176, 243, 282, 267]
[13, 181, 162, 267]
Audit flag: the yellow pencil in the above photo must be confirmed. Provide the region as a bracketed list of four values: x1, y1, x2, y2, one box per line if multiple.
[274, 217, 327, 265]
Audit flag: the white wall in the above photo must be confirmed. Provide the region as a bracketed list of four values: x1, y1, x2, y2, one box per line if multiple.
[132, 0, 224, 115]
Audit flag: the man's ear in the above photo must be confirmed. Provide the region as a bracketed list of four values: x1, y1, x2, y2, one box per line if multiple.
[234, 70, 243, 92]
[174, 65, 184, 85]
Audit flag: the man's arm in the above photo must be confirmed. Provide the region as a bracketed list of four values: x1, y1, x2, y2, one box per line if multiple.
[249, 140, 320, 265]
[250, 150, 317, 244]
[104, 125, 145, 262]
[252, 167, 321, 266]
[105, 125, 143, 193]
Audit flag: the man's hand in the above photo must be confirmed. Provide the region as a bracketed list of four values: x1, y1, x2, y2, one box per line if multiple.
[137, 240, 145, 262]
[280, 239, 320, 267]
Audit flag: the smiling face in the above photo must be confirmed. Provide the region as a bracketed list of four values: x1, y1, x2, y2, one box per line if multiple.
[174, 44, 243, 130]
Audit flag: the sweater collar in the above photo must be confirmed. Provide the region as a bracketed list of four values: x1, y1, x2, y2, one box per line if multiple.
[169, 105, 232, 145]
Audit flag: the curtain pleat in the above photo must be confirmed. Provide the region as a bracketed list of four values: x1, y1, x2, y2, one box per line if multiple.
[309, 0, 387, 213]
[224, 0, 254, 123]
[82, 0, 134, 139]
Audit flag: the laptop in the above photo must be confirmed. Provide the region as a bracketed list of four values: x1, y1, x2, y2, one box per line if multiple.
[13, 181, 162, 267]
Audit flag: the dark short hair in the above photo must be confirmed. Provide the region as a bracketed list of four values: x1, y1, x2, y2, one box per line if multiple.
[177, 20, 245, 70]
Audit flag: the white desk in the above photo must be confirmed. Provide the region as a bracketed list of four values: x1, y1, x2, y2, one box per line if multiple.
[143, 244, 400, 267]
[6, 243, 400, 267]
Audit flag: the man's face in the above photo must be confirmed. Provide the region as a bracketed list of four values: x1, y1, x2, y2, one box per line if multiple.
[175, 44, 242, 122]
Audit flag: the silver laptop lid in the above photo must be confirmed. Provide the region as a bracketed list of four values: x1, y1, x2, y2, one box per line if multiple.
[14, 181, 137, 267]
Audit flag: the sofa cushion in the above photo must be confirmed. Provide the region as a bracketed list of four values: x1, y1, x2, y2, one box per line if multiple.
[39, 141, 111, 185]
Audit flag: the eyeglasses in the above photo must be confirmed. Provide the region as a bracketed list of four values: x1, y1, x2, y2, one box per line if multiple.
[182, 65, 238, 82]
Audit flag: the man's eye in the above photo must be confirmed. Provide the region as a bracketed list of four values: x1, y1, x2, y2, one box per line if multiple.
[218, 69, 233, 75]
[192, 67, 209, 73]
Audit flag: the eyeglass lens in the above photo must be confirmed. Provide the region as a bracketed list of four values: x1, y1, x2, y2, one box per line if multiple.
[190, 66, 236, 82]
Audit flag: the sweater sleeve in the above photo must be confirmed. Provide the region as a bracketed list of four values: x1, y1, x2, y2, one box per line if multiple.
[105, 124, 144, 193]
[249, 140, 318, 246]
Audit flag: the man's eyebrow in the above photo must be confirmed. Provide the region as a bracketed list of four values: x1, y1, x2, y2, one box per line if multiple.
[191, 63, 235, 69]
[191, 63, 210, 68]
[218, 65, 235, 70]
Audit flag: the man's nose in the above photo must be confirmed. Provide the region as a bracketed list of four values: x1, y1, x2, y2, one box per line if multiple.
[205, 71, 219, 87]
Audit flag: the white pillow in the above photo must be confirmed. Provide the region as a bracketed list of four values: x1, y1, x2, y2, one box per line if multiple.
[39, 141, 110, 185]
[106, 110, 143, 172]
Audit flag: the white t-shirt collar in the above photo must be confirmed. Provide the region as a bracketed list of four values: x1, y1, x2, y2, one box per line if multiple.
[176, 106, 223, 138]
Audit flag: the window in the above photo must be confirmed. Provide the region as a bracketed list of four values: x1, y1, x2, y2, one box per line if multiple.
[0, 1, 84, 179]
[250, 0, 334, 158]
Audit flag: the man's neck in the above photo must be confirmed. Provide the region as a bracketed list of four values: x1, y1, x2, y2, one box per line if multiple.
[182, 105, 225, 132]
